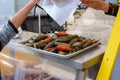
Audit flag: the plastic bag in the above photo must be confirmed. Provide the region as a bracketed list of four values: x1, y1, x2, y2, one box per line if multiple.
[38, 0, 80, 26]
[67, 8, 115, 45]
[0, 53, 71, 80]
[0, 53, 46, 80]
[77, 8, 115, 26]
[0, 53, 24, 80]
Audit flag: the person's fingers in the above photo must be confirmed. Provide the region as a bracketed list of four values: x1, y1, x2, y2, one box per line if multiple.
[81, 0, 94, 7]
[84, 3, 94, 8]
[81, 0, 87, 3]
[81, 0, 94, 6]
[83, 0, 89, 3]
[29, 0, 40, 5]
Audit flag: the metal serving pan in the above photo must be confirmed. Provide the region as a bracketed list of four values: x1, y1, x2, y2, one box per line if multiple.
[17, 40, 100, 59]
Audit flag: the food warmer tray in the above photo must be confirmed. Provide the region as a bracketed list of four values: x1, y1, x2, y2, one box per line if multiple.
[17, 41, 100, 59]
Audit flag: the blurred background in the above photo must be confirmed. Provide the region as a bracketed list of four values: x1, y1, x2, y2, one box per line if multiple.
[0, 0, 118, 33]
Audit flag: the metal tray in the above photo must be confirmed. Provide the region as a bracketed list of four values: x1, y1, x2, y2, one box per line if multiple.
[17, 40, 100, 59]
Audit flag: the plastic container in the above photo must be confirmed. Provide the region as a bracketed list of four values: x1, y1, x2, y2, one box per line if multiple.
[0, 53, 72, 80]
[0, 53, 25, 80]
[0, 52, 47, 80]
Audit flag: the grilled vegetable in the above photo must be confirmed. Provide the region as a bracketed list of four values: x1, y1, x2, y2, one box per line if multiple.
[45, 47, 55, 51]
[44, 41, 55, 50]
[23, 32, 100, 55]
[58, 51, 66, 55]
[33, 42, 41, 48]
[79, 36, 86, 41]
[40, 37, 52, 43]
[34, 34, 48, 42]
[33, 42, 47, 49]
[28, 39, 35, 43]
[54, 42, 68, 46]
[50, 47, 58, 52]
[24, 43, 33, 47]
[92, 39, 98, 44]
[72, 42, 83, 48]
[72, 35, 79, 38]
[55, 36, 71, 43]
[83, 40, 92, 48]
[69, 38, 79, 45]
[55, 42, 71, 48]
[57, 45, 72, 51]
[82, 38, 91, 44]
[52, 34, 58, 40]
[56, 32, 69, 37]
[67, 35, 78, 40]
[74, 47, 80, 51]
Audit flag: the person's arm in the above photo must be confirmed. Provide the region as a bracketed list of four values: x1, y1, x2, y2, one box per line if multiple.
[80, 0, 119, 16]
[0, 21, 19, 51]
[0, 0, 40, 51]
[10, 0, 40, 29]
[105, 3, 119, 16]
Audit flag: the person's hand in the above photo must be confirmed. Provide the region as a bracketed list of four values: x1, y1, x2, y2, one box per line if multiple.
[80, 0, 109, 13]
[29, 0, 40, 5]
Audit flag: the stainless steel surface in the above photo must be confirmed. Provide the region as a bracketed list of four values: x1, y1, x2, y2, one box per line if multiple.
[13, 40, 100, 59]
[15, 31, 101, 59]
[75, 69, 87, 80]
[7, 31, 106, 70]
[6, 31, 106, 80]
[7, 40, 106, 70]
[9, 32, 106, 69]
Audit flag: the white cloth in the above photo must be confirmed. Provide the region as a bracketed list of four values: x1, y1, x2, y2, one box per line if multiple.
[38, 0, 80, 26]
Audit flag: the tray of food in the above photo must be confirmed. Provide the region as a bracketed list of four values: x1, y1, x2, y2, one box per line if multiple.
[19, 32, 100, 59]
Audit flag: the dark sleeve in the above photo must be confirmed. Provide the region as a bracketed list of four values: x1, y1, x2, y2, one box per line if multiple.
[0, 73, 1, 80]
[0, 41, 2, 51]
[0, 20, 18, 51]
[8, 20, 18, 33]
[105, 3, 119, 16]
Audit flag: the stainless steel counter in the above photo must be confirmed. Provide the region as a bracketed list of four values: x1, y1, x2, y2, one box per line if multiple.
[6, 31, 106, 80]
